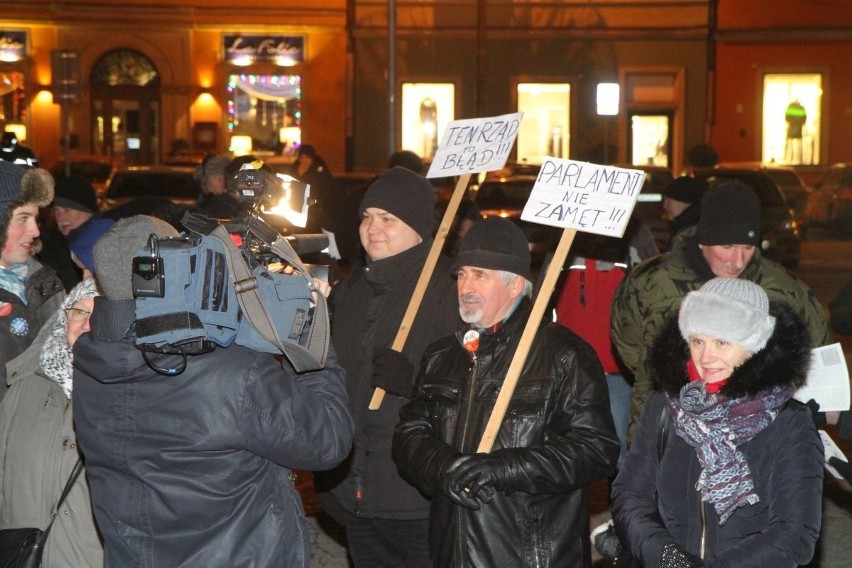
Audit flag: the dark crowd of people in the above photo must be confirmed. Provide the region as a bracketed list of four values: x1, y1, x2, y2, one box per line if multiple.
[0, 146, 849, 568]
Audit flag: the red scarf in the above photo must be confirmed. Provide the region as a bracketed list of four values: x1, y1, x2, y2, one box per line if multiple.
[687, 358, 729, 394]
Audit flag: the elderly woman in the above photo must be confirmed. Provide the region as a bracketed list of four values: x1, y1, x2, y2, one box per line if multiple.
[611, 277, 823, 568]
[0, 280, 102, 567]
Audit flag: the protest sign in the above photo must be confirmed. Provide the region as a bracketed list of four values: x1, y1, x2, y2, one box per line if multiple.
[426, 112, 523, 179]
[521, 158, 645, 238]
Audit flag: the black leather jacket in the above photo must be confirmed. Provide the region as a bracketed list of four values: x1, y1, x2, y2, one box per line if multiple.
[393, 298, 619, 567]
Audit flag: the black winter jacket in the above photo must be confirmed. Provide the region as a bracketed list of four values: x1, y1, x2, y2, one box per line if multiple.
[393, 298, 619, 567]
[319, 241, 459, 521]
[72, 298, 354, 568]
[611, 303, 824, 568]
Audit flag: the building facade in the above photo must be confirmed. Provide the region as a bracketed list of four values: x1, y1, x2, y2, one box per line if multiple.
[0, 1, 850, 176]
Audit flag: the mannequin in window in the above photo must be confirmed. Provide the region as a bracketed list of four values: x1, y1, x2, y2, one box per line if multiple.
[784, 100, 806, 165]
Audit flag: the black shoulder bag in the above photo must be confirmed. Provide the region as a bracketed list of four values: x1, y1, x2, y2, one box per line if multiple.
[0, 459, 84, 568]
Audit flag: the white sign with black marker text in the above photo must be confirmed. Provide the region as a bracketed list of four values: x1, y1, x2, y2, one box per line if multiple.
[426, 112, 523, 179]
[520, 158, 645, 238]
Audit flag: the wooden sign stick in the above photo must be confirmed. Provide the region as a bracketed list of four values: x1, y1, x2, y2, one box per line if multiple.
[368, 172, 473, 410]
[476, 227, 577, 453]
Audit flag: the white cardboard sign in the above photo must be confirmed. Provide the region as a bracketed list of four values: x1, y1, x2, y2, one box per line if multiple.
[426, 112, 523, 179]
[520, 158, 645, 238]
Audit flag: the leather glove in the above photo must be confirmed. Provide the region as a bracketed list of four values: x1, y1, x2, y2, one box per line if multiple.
[660, 543, 704, 568]
[440, 455, 484, 510]
[805, 399, 827, 428]
[370, 347, 415, 398]
[828, 457, 852, 484]
[445, 453, 512, 505]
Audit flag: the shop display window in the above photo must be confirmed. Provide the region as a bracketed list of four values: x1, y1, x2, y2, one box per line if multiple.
[0, 71, 27, 124]
[762, 73, 822, 165]
[516, 83, 570, 164]
[227, 74, 301, 156]
[401, 83, 455, 159]
[630, 114, 670, 167]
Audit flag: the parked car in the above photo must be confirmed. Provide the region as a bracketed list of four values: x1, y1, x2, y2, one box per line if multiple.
[49, 154, 122, 197]
[101, 165, 201, 211]
[718, 161, 811, 232]
[691, 167, 802, 268]
[807, 163, 852, 234]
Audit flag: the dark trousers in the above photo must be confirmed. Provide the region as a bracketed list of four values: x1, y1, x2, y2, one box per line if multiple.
[344, 511, 432, 568]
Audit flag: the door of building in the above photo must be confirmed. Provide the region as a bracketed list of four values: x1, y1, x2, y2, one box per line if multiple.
[90, 49, 160, 164]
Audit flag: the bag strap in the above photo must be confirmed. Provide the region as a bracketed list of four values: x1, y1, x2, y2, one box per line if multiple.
[657, 405, 672, 462]
[209, 224, 329, 372]
[39, 459, 84, 542]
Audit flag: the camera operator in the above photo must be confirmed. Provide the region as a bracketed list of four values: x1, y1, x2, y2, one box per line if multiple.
[71, 215, 354, 567]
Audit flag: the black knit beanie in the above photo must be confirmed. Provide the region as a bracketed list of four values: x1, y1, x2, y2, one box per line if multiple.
[452, 217, 531, 280]
[360, 166, 436, 239]
[54, 174, 98, 213]
[696, 181, 761, 246]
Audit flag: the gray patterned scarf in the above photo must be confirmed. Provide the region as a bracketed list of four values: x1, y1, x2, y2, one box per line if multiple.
[666, 380, 794, 525]
[39, 279, 99, 398]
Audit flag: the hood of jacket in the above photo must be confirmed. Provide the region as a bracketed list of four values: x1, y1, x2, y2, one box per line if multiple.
[649, 301, 811, 399]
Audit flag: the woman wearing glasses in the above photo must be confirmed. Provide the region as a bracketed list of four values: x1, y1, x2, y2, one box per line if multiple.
[0, 279, 102, 567]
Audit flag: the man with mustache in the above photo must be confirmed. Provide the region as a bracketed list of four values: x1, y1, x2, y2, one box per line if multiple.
[393, 216, 619, 567]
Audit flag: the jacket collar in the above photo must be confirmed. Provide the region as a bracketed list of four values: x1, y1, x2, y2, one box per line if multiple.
[363, 239, 432, 288]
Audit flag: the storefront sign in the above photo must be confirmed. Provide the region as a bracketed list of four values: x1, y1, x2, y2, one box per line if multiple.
[223, 35, 304, 66]
[0, 30, 27, 62]
[521, 158, 644, 238]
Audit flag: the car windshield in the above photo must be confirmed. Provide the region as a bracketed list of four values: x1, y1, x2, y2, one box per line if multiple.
[108, 172, 200, 198]
[476, 180, 534, 209]
[54, 162, 114, 184]
[764, 170, 802, 189]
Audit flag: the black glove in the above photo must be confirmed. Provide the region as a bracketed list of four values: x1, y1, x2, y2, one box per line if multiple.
[370, 347, 415, 398]
[440, 455, 484, 510]
[805, 399, 827, 429]
[445, 453, 512, 505]
[828, 457, 852, 484]
[660, 543, 704, 568]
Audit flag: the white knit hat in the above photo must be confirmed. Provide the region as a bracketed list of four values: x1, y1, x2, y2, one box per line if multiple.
[678, 277, 776, 353]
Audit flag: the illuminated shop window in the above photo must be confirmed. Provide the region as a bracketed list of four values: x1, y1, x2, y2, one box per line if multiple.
[630, 114, 670, 167]
[0, 71, 27, 124]
[227, 74, 301, 156]
[762, 73, 822, 165]
[516, 83, 570, 164]
[401, 83, 455, 159]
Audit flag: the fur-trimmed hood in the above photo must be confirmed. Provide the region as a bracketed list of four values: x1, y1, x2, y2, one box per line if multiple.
[649, 301, 812, 399]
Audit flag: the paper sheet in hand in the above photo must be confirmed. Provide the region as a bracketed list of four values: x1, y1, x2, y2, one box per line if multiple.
[820, 430, 849, 480]
[794, 343, 850, 412]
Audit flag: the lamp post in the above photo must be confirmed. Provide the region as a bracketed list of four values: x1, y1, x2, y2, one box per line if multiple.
[596, 82, 619, 164]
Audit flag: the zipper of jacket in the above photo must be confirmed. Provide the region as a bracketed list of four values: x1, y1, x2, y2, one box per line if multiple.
[455, 351, 479, 562]
[699, 495, 707, 559]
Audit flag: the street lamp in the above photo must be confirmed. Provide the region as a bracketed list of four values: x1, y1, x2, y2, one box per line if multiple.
[597, 82, 619, 164]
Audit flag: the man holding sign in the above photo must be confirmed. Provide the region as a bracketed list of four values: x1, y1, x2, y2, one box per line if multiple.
[393, 217, 619, 567]
[316, 166, 460, 568]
